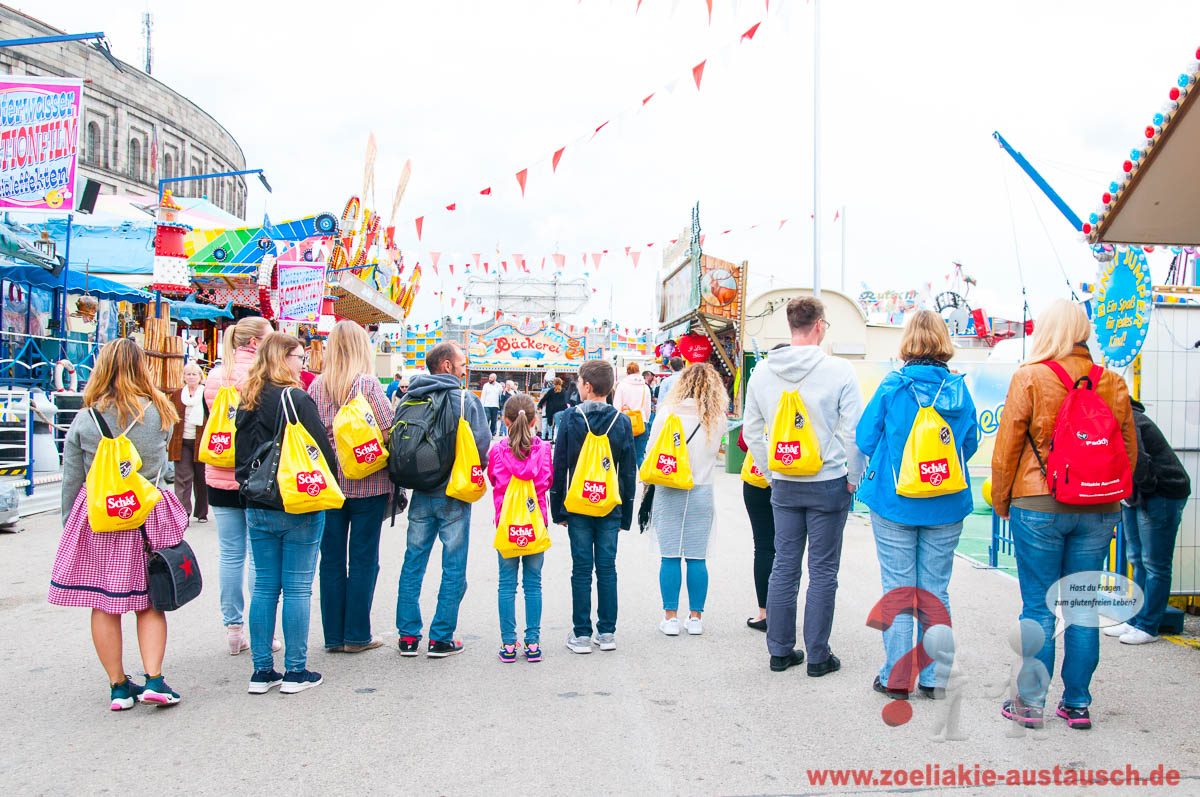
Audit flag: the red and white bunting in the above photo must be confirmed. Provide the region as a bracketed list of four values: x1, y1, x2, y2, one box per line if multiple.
[692, 60, 706, 90]
[515, 169, 528, 197]
[552, 147, 566, 173]
[415, 216, 424, 241]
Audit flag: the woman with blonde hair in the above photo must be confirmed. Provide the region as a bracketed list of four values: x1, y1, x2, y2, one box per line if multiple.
[856, 310, 978, 704]
[235, 333, 336, 694]
[991, 299, 1136, 731]
[50, 339, 187, 710]
[646, 362, 728, 636]
[308, 321, 395, 653]
[169, 362, 208, 523]
[204, 315, 274, 655]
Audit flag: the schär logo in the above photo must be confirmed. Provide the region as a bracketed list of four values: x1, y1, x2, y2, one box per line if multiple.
[919, 459, 950, 486]
[656, 453, 678, 475]
[106, 490, 140, 520]
[508, 524, 536, 547]
[353, 439, 382, 464]
[582, 480, 607, 503]
[471, 465, 485, 486]
[296, 470, 327, 496]
[207, 432, 232, 454]
[774, 441, 801, 466]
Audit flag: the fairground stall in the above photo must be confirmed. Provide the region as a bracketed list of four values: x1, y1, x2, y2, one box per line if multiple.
[1083, 48, 1200, 603]
[654, 205, 747, 413]
[465, 320, 602, 393]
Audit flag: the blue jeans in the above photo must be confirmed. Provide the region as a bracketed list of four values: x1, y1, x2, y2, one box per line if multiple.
[633, 431, 649, 468]
[1011, 507, 1119, 708]
[320, 494, 387, 648]
[396, 491, 471, 643]
[247, 508, 324, 673]
[659, 557, 708, 613]
[1123, 497, 1187, 635]
[498, 552, 544, 645]
[567, 513, 620, 637]
[213, 504, 255, 627]
[870, 512, 962, 688]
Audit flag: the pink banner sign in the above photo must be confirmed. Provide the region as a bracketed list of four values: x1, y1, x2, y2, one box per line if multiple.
[0, 76, 83, 212]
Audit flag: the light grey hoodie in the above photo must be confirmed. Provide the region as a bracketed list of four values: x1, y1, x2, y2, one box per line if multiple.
[743, 345, 865, 484]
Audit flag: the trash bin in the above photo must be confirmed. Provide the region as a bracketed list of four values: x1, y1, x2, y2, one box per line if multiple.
[724, 418, 745, 474]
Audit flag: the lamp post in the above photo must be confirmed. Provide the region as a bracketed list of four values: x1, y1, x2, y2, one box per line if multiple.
[158, 169, 272, 206]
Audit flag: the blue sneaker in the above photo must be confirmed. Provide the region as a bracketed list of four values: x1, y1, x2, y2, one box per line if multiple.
[248, 669, 284, 695]
[110, 676, 144, 711]
[139, 675, 181, 706]
[498, 644, 517, 663]
[280, 670, 323, 694]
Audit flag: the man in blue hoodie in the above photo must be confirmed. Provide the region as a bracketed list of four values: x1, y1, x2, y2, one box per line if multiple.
[551, 359, 637, 654]
[396, 342, 492, 658]
[744, 297, 865, 676]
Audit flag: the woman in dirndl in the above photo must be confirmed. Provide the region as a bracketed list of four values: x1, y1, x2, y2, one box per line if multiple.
[647, 362, 728, 637]
[49, 339, 189, 711]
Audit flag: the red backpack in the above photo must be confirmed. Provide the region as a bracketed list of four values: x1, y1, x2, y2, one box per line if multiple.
[1029, 362, 1131, 505]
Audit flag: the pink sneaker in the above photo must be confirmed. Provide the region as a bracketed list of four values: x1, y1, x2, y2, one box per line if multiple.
[227, 625, 249, 655]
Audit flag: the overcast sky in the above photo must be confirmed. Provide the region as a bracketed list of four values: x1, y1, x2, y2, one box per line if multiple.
[12, 0, 1200, 326]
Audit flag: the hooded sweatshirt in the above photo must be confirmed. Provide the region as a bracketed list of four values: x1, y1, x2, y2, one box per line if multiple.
[203, 346, 257, 500]
[405, 372, 492, 493]
[743, 345, 865, 484]
[1130, 399, 1191, 502]
[487, 435, 553, 526]
[613, 373, 652, 421]
[855, 363, 978, 526]
[550, 402, 637, 529]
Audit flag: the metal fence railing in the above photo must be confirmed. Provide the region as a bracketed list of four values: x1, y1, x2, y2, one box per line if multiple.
[990, 513, 1129, 577]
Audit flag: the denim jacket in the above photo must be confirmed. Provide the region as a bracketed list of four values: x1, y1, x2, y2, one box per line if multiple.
[855, 364, 978, 526]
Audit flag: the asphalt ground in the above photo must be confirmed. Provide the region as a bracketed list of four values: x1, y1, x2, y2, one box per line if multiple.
[1, 471, 1197, 796]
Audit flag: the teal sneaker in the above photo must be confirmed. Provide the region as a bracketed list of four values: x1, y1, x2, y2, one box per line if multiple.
[110, 676, 144, 711]
[139, 675, 181, 706]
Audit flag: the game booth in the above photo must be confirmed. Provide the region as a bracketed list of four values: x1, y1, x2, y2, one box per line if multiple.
[465, 320, 603, 394]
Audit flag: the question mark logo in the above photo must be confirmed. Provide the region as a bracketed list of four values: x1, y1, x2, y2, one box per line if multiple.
[865, 587, 951, 726]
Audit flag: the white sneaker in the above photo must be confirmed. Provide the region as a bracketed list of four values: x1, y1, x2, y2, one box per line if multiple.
[1119, 628, 1160, 645]
[1102, 622, 1133, 638]
[686, 617, 703, 635]
[659, 618, 681, 636]
[566, 633, 593, 654]
[271, 637, 283, 652]
[593, 633, 617, 651]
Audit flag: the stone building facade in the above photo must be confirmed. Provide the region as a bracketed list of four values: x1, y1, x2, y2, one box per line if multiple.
[0, 5, 247, 218]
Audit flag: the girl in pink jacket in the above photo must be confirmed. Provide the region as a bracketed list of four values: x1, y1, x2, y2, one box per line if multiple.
[487, 393, 553, 663]
[203, 316, 275, 655]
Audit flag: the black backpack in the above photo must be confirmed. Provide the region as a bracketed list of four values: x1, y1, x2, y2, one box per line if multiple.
[387, 389, 459, 491]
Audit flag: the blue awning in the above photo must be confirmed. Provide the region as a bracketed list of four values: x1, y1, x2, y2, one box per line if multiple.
[0, 265, 152, 302]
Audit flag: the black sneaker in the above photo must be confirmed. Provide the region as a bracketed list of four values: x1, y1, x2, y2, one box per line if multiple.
[279, 670, 323, 694]
[248, 669, 284, 695]
[1056, 701, 1092, 730]
[427, 639, 464, 658]
[398, 635, 421, 657]
[1001, 697, 1044, 729]
[807, 654, 841, 678]
[873, 676, 909, 700]
[769, 650, 805, 672]
[918, 684, 946, 700]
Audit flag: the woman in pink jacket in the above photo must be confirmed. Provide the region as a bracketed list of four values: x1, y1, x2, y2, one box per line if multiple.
[613, 361, 653, 467]
[204, 316, 274, 655]
[487, 393, 553, 663]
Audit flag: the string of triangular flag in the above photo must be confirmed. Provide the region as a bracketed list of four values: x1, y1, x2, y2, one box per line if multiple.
[411, 17, 769, 242]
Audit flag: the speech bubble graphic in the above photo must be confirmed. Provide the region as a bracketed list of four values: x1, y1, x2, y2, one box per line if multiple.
[1045, 570, 1144, 629]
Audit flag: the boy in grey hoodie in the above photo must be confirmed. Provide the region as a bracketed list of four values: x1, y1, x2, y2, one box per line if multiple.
[743, 297, 864, 676]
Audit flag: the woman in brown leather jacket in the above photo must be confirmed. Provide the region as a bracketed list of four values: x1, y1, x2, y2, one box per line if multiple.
[991, 299, 1136, 732]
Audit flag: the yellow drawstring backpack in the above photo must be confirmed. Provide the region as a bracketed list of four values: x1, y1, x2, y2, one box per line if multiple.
[333, 378, 389, 480]
[563, 410, 622, 517]
[276, 389, 345, 513]
[768, 389, 824, 476]
[198, 384, 239, 468]
[895, 383, 968, 498]
[639, 414, 698, 490]
[494, 476, 552, 558]
[85, 410, 162, 532]
[740, 449, 770, 489]
[445, 389, 486, 503]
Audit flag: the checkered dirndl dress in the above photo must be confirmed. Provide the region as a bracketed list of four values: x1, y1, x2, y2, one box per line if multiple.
[48, 488, 189, 615]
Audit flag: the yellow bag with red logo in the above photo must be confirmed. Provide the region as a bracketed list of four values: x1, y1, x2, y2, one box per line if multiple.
[622, 409, 645, 437]
[564, 411, 621, 517]
[768, 389, 824, 476]
[638, 414, 694, 489]
[276, 390, 345, 513]
[445, 390, 486, 503]
[85, 410, 162, 532]
[333, 381, 389, 480]
[895, 397, 967, 498]
[740, 449, 770, 489]
[198, 384, 238, 468]
[494, 476, 552, 558]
